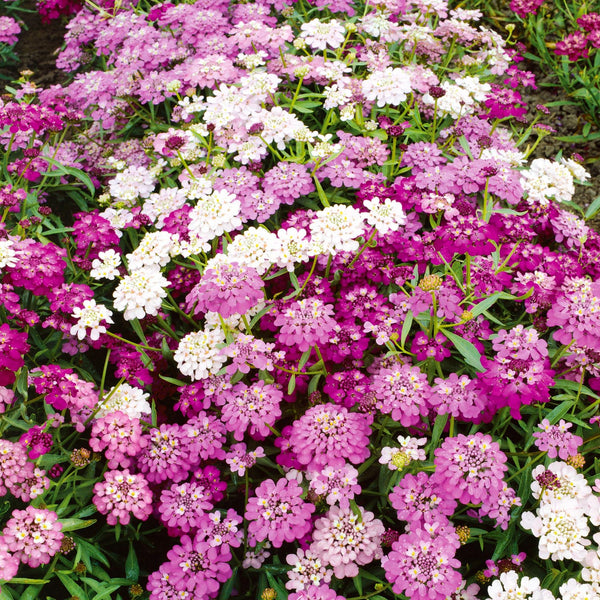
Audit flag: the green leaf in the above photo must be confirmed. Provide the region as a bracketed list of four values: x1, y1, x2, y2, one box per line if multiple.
[265, 572, 289, 600]
[218, 567, 238, 600]
[429, 413, 448, 461]
[287, 374, 296, 395]
[76, 539, 111, 568]
[585, 195, 600, 219]
[353, 574, 363, 595]
[400, 311, 413, 347]
[442, 330, 484, 372]
[40, 157, 96, 196]
[19, 586, 45, 600]
[125, 542, 139, 582]
[59, 518, 96, 532]
[0, 587, 14, 600]
[457, 135, 473, 159]
[7, 579, 49, 585]
[159, 375, 187, 387]
[91, 585, 122, 600]
[56, 573, 88, 600]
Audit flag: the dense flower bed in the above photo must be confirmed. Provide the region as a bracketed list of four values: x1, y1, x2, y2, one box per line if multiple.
[0, 0, 599, 599]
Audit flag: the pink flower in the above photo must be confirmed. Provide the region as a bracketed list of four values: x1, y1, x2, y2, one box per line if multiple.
[432, 433, 508, 505]
[158, 481, 213, 534]
[185, 261, 264, 318]
[382, 525, 461, 600]
[151, 535, 232, 598]
[288, 403, 372, 469]
[245, 477, 315, 547]
[217, 380, 282, 441]
[2, 507, 63, 568]
[93, 469, 153, 526]
[274, 297, 337, 352]
[89, 411, 148, 469]
[310, 505, 384, 579]
[533, 419, 583, 459]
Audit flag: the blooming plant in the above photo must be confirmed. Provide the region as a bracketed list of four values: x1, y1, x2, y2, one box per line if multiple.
[0, 0, 598, 598]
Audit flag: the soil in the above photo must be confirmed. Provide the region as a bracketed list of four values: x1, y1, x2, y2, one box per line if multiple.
[1, 4, 598, 225]
[0, 0, 67, 87]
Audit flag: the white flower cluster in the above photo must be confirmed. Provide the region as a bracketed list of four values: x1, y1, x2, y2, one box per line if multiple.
[174, 327, 227, 381]
[520, 158, 576, 205]
[108, 165, 156, 207]
[96, 383, 152, 420]
[521, 461, 600, 562]
[299, 18, 346, 50]
[363, 197, 407, 234]
[362, 67, 413, 107]
[0, 238, 19, 270]
[113, 266, 168, 321]
[90, 249, 122, 280]
[70, 299, 114, 342]
[486, 567, 600, 600]
[142, 187, 187, 229]
[423, 76, 491, 118]
[127, 231, 175, 271]
[309, 205, 365, 255]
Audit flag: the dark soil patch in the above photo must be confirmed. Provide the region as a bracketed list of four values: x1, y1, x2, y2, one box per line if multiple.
[0, 0, 66, 89]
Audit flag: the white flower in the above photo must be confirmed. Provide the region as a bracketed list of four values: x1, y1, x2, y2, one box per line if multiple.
[521, 499, 591, 562]
[113, 266, 168, 321]
[96, 383, 151, 420]
[226, 227, 281, 275]
[0, 239, 19, 269]
[363, 197, 406, 234]
[299, 19, 346, 50]
[362, 67, 413, 107]
[141, 187, 187, 228]
[188, 189, 242, 243]
[174, 327, 227, 381]
[70, 300, 113, 341]
[323, 82, 353, 110]
[521, 158, 575, 204]
[275, 227, 314, 271]
[127, 231, 176, 271]
[561, 157, 590, 183]
[559, 579, 599, 600]
[310, 205, 365, 255]
[90, 249, 122, 280]
[531, 462, 593, 506]
[485, 572, 552, 600]
[108, 165, 156, 206]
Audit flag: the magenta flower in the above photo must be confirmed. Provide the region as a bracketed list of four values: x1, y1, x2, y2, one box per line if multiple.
[89, 411, 148, 469]
[371, 362, 431, 427]
[286, 548, 333, 592]
[274, 297, 337, 352]
[0, 323, 29, 386]
[195, 509, 243, 548]
[382, 525, 462, 600]
[217, 379, 282, 441]
[532, 419, 583, 459]
[389, 471, 457, 525]
[289, 585, 347, 600]
[288, 402, 372, 470]
[0, 439, 28, 497]
[432, 433, 508, 505]
[307, 463, 361, 509]
[186, 261, 264, 318]
[245, 477, 315, 548]
[310, 505, 384, 579]
[0, 535, 19, 583]
[158, 481, 213, 534]
[93, 469, 153, 526]
[2, 506, 63, 568]
[156, 535, 232, 598]
[137, 424, 194, 484]
[19, 425, 53, 459]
